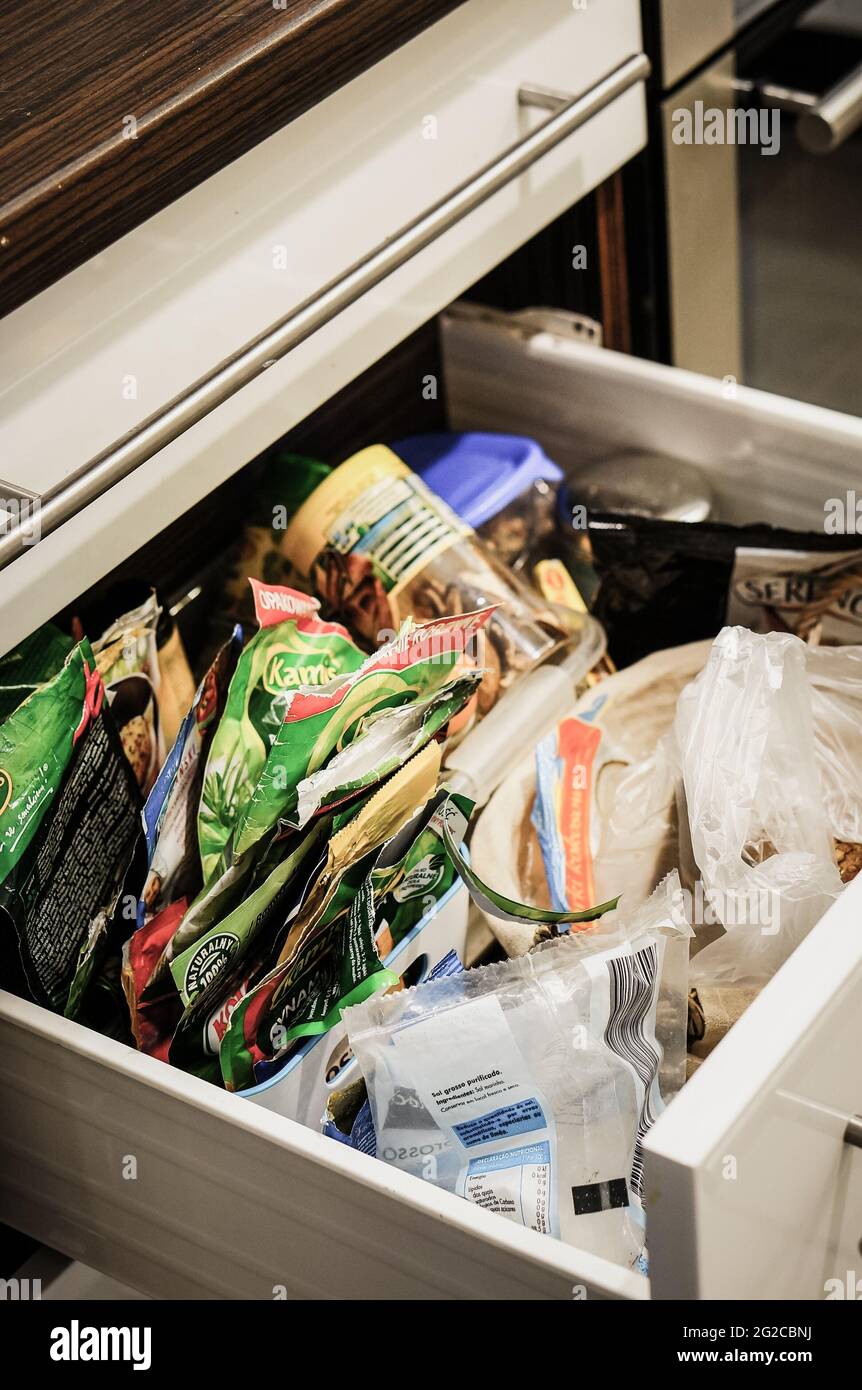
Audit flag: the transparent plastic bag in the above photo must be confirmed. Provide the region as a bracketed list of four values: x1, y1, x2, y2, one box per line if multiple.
[343, 874, 689, 1271]
[670, 627, 843, 988]
[806, 643, 862, 847]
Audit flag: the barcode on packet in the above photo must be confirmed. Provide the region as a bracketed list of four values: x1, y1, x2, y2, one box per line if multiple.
[603, 943, 662, 1200]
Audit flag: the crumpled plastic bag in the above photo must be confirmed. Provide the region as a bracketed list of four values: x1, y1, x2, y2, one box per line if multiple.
[670, 626, 844, 988]
[806, 642, 862, 849]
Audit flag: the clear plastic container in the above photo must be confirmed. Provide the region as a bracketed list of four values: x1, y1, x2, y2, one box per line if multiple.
[283, 445, 593, 714]
[392, 431, 563, 575]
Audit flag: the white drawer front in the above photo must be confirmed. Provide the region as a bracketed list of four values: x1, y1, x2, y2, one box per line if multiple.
[0, 0, 644, 657]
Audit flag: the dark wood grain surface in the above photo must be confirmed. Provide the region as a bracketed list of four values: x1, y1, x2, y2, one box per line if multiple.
[0, 0, 467, 319]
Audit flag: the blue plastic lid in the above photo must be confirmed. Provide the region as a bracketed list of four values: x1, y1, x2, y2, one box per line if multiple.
[391, 432, 563, 530]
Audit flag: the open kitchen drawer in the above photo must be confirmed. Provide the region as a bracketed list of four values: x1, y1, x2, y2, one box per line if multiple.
[1, 0, 861, 1304]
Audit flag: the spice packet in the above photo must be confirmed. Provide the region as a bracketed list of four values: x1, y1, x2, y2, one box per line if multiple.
[122, 898, 188, 1060]
[93, 590, 166, 795]
[373, 788, 466, 955]
[268, 875, 399, 1053]
[144, 846, 259, 995]
[233, 608, 494, 861]
[290, 671, 481, 830]
[154, 657, 476, 991]
[169, 814, 332, 1008]
[219, 742, 442, 1091]
[165, 796, 376, 1082]
[0, 641, 142, 1013]
[0, 622, 75, 723]
[198, 579, 363, 887]
[140, 628, 242, 924]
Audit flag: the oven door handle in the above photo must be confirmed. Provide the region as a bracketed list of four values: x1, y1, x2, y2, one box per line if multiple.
[736, 62, 862, 154]
[797, 61, 862, 153]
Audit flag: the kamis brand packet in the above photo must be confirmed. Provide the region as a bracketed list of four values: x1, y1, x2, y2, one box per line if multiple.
[148, 626, 481, 998]
[198, 579, 364, 887]
[232, 606, 494, 860]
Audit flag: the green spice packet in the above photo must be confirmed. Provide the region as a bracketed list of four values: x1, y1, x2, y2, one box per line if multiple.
[268, 876, 398, 1052]
[170, 815, 331, 1008]
[373, 788, 465, 951]
[289, 672, 481, 830]
[198, 579, 363, 887]
[0, 622, 75, 723]
[0, 641, 143, 1012]
[0, 641, 92, 878]
[233, 607, 494, 860]
[220, 742, 442, 1091]
[164, 795, 378, 1080]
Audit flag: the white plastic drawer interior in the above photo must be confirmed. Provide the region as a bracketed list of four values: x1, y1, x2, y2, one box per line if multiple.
[440, 302, 862, 529]
[0, 0, 646, 657]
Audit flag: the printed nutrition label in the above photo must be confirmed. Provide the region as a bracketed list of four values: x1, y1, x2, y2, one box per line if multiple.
[464, 1142, 553, 1233]
[388, 994, 560, 1238]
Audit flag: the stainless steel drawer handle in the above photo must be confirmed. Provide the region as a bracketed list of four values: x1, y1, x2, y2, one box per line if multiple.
[0, 52, 649, 575]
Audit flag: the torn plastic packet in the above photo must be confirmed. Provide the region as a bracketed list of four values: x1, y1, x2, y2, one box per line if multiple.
[291, 671, 481, 830]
